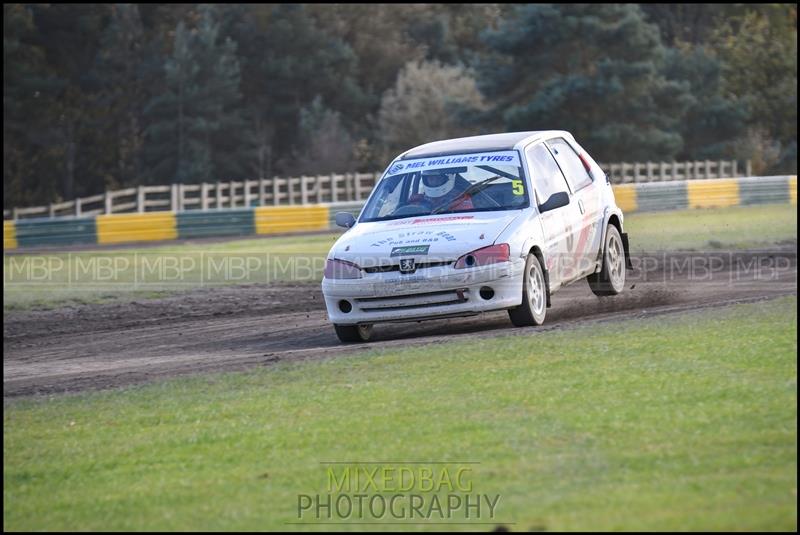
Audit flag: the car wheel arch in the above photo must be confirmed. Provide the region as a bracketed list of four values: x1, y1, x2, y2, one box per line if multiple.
[594, 208, 624, 268]
[526, 244, 552, 308]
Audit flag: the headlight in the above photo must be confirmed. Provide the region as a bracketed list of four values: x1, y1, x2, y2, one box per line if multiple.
[454, 243, 510, 269]
[324, 258, 362, 279]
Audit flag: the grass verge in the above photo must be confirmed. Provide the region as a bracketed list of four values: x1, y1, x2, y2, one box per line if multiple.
[4, 297, 797, 531]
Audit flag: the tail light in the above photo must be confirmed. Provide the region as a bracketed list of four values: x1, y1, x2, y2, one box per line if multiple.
[578, 152, 593, 174]
[454, 243, 510, 269]
[324, 258, 362, 279]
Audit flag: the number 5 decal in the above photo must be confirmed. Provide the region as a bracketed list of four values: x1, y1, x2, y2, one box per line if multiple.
[511, 179, 524, 195]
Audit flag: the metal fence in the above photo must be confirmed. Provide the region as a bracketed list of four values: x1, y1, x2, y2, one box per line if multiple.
[4, 159, 749, 220]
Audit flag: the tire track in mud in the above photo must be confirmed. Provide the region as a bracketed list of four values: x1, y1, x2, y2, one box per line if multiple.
[4, 249, 796, 398]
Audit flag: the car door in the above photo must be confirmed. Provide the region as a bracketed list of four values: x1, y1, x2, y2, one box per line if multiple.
[524, 142, 582, 286]
[546, 137, 603, 278]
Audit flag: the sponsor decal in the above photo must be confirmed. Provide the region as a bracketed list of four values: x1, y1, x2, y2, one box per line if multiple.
[390, 245, 430, 257]
[384, 151, 521, 177]
[371, 230, 455, 247]
[411, 215, 475, 225]
[388, 162, 405, 174]
[386, 215, 476, 226]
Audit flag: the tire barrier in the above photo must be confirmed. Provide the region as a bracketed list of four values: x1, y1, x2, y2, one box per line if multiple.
[3, 176, 796, 250]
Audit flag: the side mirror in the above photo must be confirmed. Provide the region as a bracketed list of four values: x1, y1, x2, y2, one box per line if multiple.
[538, 191, 570, 213]
[335, 212, 356, 229]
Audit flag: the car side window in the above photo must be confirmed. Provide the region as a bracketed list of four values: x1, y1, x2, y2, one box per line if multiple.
[547, 138, 593, 191]
[526, 143, 571, 206]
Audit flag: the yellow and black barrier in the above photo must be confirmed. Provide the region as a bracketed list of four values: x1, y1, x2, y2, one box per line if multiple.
[612, 175, 796, 214]
[96, 212, 178, 245]
[254, 204, 329, 235]
[3, 176, 796, 250]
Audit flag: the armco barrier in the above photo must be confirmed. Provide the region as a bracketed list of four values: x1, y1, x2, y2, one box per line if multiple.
[177, 209, 254, 239]
[738, 176, 792, 206]
[14, 217, 96, 248]
[611, 185, 637, 213]
[636, 181, 689, 212]
[612, 176, 796, 213]
[686, 178, 739, 209]
[2, 176, 796, 250]
[4, 220, 17, 249]
[254, 205, 329, 235]
[96, 212, 177, 245]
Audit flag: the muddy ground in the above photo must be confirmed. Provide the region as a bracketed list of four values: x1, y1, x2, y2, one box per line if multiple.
[4, 249, 796, 398]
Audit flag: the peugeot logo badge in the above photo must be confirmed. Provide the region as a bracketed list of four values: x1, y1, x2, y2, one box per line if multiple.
[399, 258, 416, 273]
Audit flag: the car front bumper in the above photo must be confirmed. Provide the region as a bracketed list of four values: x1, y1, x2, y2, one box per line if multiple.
[321, 258, 526, 325]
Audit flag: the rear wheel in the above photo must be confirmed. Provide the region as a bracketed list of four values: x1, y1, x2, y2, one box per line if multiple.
[587, 224, 626, 296]
[334, 324, 373, 343]
[508, 253, 547, 327]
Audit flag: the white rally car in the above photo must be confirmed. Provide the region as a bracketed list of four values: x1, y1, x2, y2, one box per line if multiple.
[322, 131, 632, 343]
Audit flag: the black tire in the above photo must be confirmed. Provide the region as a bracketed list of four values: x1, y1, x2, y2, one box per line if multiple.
[508, 253, 547, 327]
[334, 324, 373, 343]
[587, 224, 626, 296]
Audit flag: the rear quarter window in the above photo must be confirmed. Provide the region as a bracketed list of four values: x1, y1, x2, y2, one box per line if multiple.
[547, 138, 593, 192]
[525, 143, 570, 205]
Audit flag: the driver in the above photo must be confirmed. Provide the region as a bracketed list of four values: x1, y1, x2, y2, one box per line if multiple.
[414, 168, 474, 211]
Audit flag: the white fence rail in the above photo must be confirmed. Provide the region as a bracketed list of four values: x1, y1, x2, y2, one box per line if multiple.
[4, 159, 750, 220]
[605, 159, 750, 184]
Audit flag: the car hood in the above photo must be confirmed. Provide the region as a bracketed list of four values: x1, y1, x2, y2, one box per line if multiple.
[330, 211, 524, 265]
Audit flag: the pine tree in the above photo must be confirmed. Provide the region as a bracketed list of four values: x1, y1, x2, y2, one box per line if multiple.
[478, 4, 693, 161]
[234, 4, 365, 175]
[662, 46, 747, 160]
[8, 4, 108, 202]
[3, 4, 59, 207]
[291, 96, 356, 175]
[90, 4, 150, 189]
[143, 6, 247, 184]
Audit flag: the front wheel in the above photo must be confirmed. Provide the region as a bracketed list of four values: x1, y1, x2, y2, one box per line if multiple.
[334, 324, 373, 343]
[587, 224, 626, 296]
[508, 253, 547, 327]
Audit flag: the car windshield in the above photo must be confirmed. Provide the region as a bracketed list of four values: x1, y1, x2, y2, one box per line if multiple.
[360, 150, 529, 222]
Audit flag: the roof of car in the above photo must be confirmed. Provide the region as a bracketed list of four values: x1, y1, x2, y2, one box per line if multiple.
[398, 131, 570, 160]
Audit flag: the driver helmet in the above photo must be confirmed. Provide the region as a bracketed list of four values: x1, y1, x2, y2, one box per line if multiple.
[421, 168, 460, 198]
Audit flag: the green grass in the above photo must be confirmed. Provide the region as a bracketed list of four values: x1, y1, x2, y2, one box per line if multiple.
[2, 233, 342, 310]
[3, 204, 796, 310]
[624, 203, 797, 252]
[4, 297, 797, 531]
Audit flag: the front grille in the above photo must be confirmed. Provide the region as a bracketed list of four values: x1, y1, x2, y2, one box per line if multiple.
[362, 261, 452, 274]
[355, 288, 469, 312]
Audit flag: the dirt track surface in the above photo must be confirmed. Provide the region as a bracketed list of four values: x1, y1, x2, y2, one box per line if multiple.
[4, 249, 797, 398]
